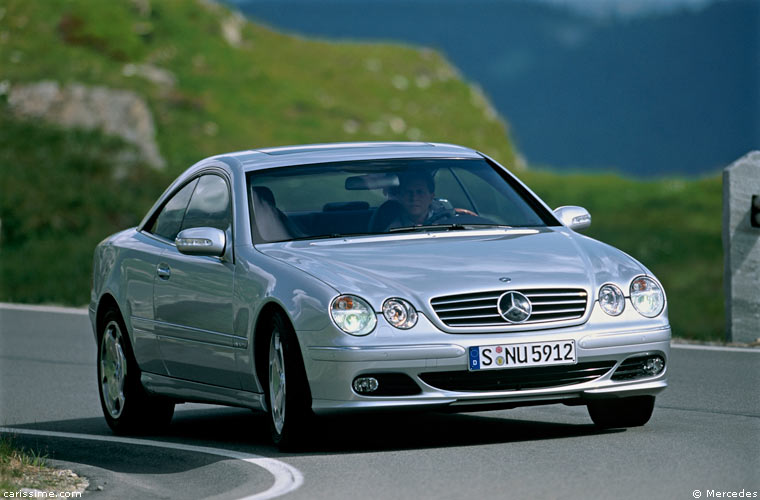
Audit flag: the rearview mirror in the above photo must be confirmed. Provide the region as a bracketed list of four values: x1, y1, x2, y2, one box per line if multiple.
[553, 206, 592, 231]
[345, 173, 399, 190]
[175, 227, 226, 257]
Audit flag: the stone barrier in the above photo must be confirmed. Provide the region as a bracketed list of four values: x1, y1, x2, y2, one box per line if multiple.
[723, 151, 760, 343]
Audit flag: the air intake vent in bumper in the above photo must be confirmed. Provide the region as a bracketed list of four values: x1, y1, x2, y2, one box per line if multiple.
[419, 361, 615, 392]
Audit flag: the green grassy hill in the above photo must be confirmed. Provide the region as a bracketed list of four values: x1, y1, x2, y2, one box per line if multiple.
[0, 0, 516, 169]
[0, 0, 723, 340]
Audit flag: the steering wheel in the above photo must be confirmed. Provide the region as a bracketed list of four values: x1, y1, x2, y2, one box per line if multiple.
[454, 208, 478, 217]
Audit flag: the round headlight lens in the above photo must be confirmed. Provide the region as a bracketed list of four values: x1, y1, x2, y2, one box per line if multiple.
[330, 295, 377, 336]
[382, 298, 418, 329]
[630, 276, 665, 318]
[598, 284, 625, 316]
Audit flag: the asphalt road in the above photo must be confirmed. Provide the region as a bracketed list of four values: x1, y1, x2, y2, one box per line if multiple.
[1, 304, 758, 500]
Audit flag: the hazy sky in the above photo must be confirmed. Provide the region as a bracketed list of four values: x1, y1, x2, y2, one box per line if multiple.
[228, 0, 720, 19]
[534, 0, 718, 18]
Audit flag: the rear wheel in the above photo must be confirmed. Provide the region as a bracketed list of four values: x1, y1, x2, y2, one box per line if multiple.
[587, 396, 655, 429]
[266, 314, 312, 449]
[98, 309, 174, 434]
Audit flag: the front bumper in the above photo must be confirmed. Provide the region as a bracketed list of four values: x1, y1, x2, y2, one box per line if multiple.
[302, 321, 671, 415]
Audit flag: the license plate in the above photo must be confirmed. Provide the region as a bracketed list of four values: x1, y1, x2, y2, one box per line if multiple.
[468, 340, 576, 371]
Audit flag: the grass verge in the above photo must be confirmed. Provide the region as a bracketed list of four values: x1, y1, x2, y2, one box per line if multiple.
[0, 436, 88, 496]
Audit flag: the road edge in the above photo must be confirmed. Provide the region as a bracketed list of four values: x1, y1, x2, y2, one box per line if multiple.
[0, 428, 304, 500]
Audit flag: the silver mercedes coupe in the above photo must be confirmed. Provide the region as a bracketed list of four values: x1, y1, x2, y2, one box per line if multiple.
[90, 142, 670, 448]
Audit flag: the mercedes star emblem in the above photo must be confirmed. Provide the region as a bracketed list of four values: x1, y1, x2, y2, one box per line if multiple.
[497, 291, 532, 323]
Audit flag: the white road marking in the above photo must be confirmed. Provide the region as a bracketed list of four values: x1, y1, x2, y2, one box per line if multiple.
[671, 343, 759, 353]
[0, 302, 88, 316]
[0, 427, 303, 500]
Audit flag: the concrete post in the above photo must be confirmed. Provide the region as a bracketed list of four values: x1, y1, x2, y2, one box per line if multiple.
[723, 151, 760, 343]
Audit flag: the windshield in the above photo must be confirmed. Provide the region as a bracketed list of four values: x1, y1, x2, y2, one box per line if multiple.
[247, 158, 558, 243]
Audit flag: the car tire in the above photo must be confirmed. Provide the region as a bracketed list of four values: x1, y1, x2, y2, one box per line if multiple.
[587, 395, 655, 429]
[97, 308, 174, 434]
[265, 313, 313, 449]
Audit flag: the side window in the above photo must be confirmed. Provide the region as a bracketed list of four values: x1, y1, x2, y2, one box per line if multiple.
[181, 175, 231, 232]
[148, 179, 198, 241]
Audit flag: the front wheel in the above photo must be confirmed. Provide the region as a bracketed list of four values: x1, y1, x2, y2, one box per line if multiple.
[587, 395, 655, 429]
[266, 314, 312, 449]
[98, 309, 174, 434]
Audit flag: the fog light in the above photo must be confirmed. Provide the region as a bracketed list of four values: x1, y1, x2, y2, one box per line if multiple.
[643, 356, 665, 376]
[612, 354, 666, 381]
[353, 376, 379, 394]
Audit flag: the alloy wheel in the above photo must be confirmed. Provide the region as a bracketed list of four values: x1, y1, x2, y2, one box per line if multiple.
[100, 320, 128, 418]
[269, 328, 286, 435]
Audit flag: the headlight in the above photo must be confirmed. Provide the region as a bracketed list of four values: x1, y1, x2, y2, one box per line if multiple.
[330, 295, 377, 336]
[630, 276, 665, 318]
[598, 284, 625, 316]
[382, 298, 418, 329]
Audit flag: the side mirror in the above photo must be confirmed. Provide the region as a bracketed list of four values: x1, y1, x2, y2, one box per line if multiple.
[175, 227, 226, 257]
[553, 206, 592, 231]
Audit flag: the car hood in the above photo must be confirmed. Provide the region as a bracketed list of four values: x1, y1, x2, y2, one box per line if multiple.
[256, 227, 646, 310]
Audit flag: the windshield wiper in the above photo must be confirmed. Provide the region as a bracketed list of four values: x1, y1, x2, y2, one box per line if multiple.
[388, 223, 513, 234]
[289, 232, 374, 242]
[388, 224, 470, 233]
[461, 223, 514, 229]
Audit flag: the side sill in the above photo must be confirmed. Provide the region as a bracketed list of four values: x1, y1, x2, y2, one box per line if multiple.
[141, 372, 266, 411]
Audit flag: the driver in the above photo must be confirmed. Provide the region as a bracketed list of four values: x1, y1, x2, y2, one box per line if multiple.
[385, 172, 454, 229]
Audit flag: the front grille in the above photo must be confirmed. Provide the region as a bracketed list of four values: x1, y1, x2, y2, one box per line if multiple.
[430, 288, 588, 328]
[419, 361, 615, 392]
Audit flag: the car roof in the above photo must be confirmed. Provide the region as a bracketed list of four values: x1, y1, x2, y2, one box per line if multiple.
[211, 142, 484, 172]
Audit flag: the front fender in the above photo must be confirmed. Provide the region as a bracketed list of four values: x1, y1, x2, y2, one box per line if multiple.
[233, 245, 338, 392]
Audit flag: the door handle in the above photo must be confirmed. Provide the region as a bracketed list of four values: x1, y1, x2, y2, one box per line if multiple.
[157, 263, 171, 280]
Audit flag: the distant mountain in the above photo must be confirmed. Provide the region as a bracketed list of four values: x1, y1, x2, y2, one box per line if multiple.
[228, 0, 759, 176]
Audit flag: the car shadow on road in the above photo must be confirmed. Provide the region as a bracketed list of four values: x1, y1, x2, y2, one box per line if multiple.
[286, 409, 624, 455]
[7, 404, 623, 460]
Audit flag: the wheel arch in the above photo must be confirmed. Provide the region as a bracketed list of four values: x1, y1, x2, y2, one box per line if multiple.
[253, 301, 292, 391]
[97, 294, 122, 333]
[252, 300, 313, 407]
[95, 294, 134, 355]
